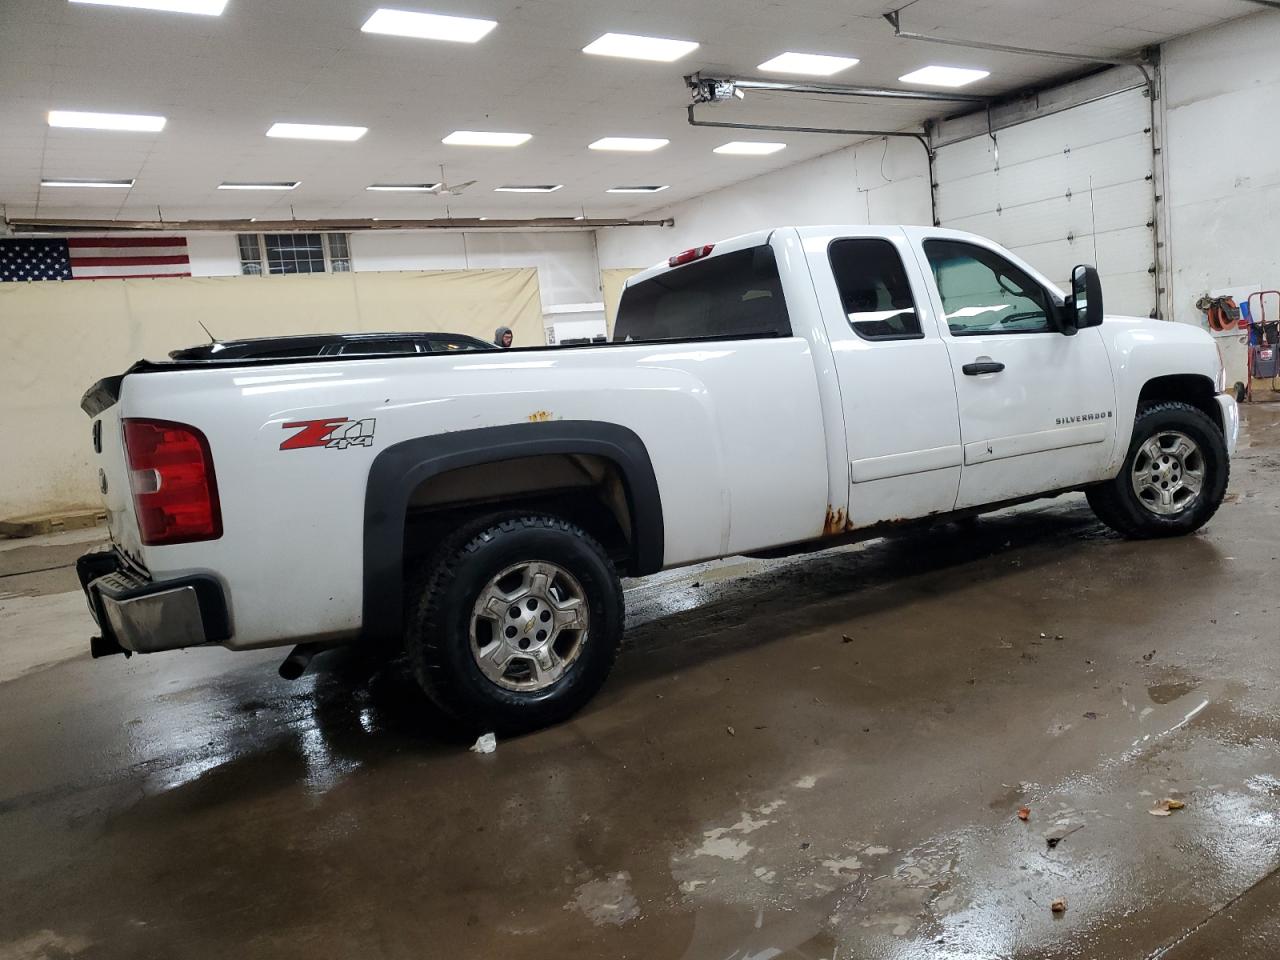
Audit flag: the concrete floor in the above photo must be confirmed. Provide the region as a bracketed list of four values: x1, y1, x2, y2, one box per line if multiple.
[3, 407, 1280, 960]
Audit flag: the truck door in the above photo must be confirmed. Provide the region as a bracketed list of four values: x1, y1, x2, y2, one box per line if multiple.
[802, 229, 963, 529]
[911, 232, 1117, 509]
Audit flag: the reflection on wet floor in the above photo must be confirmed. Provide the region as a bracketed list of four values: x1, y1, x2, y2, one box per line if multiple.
[2, 406, 1280, 959]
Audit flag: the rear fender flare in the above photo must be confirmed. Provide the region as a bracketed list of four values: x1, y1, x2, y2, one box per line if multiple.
[362, 421, 663, 642]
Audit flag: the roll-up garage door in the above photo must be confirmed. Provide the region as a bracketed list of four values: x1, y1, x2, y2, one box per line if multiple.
[934, 88, 1156, 318]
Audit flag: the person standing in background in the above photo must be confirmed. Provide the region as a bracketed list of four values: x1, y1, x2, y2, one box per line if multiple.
[494, 326, 513, 349]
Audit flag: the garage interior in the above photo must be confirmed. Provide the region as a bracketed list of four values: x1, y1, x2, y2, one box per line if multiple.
[4, 0, 1280, 957]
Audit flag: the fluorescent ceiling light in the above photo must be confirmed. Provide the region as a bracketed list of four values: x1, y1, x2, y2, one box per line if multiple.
[218, 181, 300, 190]
[757, 52, 858, 76]
[361, 8, 496, 42]
[582, 32, 698, 62]
[494, 184, 562, 193]
[713, 141, 787, 156]
[41, 177, 135, 188]
[606, 185, 669, 193]
[443, 130, 531, 147]
[898, 65, 989, 88]
[267, 122, 367, 141]
[69, 0, 228, 14]
[588, 137, 669, 152]
[48, 110, 166, 132]
[367, 183, 440, 191]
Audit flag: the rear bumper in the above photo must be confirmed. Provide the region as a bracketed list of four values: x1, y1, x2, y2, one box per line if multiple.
[77, 549, 230, 655]
[1216, 392, 1239, 456]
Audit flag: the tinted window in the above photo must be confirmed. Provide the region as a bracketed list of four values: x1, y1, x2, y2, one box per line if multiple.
[336, 338, 420, 355]
[923, 239, 1053, 336]
[428, 338, 484, 352]
[828, 239, 922, 341]
[613, 246, 790, 343]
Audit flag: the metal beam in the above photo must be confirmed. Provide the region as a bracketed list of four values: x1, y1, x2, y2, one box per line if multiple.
[6, 216, 674, 234]
[883, 10, 1150, 67]
[686, 105, 931, 151]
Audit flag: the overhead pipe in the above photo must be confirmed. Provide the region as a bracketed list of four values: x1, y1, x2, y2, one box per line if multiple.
[686, 71, 988, 104]
[6, 215, 674, 234]
[882, 9, 1151, 67]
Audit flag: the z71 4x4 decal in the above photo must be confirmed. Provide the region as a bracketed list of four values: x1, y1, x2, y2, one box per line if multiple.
[280, 418, 376, 451]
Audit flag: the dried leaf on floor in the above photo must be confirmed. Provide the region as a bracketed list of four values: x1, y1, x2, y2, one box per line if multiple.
[726, 726, 736, 737]
[1051, 898, 1068, 914]
[1149, 798, 1185, 816]
[1017, 806, 1031, 822]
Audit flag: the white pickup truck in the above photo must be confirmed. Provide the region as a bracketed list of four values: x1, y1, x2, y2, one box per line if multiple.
[79, 225, 1237, 731]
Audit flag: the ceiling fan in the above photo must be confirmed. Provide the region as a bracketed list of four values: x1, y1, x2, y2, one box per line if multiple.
[430, 164, 476, 197]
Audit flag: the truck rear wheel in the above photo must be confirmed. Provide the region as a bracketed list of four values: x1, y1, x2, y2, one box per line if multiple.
[404, 513, 624, 733]
[1086, 401, 1228, 539]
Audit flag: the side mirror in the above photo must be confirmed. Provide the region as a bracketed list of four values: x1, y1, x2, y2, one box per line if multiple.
[1068, 264, 1104, 331]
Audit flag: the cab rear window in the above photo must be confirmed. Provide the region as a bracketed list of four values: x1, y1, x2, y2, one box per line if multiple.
[613, 245, 790, 343]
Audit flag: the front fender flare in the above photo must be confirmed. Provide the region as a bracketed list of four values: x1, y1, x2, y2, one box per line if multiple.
[362, 420, 663, 643]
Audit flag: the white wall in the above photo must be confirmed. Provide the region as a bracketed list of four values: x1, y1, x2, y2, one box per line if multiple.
[185, 230, 601, 309]
[595, 138, 933, 269]
[1162, 10, 1280, 327]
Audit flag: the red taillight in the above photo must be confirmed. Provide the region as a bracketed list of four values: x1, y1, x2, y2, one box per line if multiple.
[122, 419, 222, 545]
[668, 244, 715, 267]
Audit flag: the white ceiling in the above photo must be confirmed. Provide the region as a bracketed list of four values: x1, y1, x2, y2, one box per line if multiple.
[0, 0, 1249, 222]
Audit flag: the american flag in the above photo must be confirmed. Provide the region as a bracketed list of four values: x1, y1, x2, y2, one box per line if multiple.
[0, 237, 191, 282]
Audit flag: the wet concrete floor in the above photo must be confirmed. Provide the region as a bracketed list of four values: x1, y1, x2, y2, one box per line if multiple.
[3, 406, 1280, 959]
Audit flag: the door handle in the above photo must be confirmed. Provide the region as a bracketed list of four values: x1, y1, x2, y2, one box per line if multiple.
[962, 359, 1005, 376]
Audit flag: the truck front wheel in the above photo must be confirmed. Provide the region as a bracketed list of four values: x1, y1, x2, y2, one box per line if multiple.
[1086, 401, 1229, 538]
[404, 514, 624, 733]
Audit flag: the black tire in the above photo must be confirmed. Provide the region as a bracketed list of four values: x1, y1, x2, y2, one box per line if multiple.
[404, 513, 623, 733]
[1086, 401, 1229, 539]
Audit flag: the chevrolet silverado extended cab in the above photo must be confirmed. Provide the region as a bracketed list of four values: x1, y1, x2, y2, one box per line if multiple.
[79, 226, 1238, 731]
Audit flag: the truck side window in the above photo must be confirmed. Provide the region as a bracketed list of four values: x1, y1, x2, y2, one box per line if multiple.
[828, 239, 923, 341]
[923, 239, 1053, 336]
[613, 245, 791, 343]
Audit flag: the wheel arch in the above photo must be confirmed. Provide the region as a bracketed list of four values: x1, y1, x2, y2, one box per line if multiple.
[362, 421, 663, 643]
[1137, 373, 1222, 433]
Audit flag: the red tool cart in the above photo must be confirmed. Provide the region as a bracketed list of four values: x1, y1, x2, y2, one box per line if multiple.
[1244, 290, 1280, 402]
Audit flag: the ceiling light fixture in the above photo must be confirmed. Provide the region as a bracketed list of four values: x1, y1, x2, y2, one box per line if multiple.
[267, 122, 367, 141]
[361, 8, 497, 42]
[494, 185, 563, 193]
[898, 65, 989, 87]
[68, 0, 228, 14]
[713, 141, 786, 156]
[588, 137, 669, 152]
[218, 181, 300, 190]
[582, 32, 698, 62]
[606, 185, 669, 193]
[48, 110, 167, 132]
[366, 183, 441, 191]
[443, 130, 531, 147]
[41, 177, 135, 188]
[757, 52, 859, 76]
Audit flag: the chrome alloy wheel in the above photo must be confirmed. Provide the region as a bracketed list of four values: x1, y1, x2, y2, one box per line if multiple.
[469, 561, 590, 691]
[1130, 430, 1204, 516]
